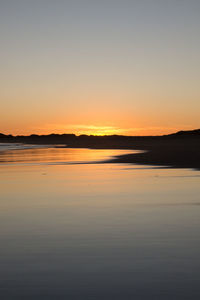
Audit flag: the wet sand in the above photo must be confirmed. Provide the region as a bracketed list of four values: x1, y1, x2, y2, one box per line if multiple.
[1, 149, 200, 299]
[107, 138, 200, 170]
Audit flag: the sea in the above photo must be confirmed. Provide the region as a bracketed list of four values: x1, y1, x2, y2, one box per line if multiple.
[0, 143, 200, 299]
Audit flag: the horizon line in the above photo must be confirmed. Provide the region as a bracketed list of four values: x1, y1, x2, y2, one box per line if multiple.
[1, 128, 200, 138]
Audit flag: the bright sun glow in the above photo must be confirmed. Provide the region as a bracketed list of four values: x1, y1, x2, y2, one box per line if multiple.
[77, 125, 122, 136]
[33, 124, 125, 136]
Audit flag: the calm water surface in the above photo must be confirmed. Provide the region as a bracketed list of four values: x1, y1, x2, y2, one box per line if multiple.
[0, 146, 200, 299]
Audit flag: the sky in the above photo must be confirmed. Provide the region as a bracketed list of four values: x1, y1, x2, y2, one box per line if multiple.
[0, 0, 200, 136]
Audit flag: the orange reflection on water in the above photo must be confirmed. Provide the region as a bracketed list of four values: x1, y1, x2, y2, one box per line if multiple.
[0, 147, 135, 165]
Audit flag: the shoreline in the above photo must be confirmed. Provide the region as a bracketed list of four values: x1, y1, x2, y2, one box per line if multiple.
[105, 141, 200, 170]
[0, 135, 200, 170]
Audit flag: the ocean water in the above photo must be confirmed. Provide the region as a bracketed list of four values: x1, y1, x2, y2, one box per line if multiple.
[0, 143, 51, 152]
[0, 146, 200, 299]
[0, 143, 136, 164]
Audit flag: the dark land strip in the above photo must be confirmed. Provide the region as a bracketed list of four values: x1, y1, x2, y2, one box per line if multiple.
[0, 129, 200, 170]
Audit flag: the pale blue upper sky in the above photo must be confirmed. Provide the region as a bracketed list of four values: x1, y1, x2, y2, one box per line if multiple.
[0, 0, 200, 135]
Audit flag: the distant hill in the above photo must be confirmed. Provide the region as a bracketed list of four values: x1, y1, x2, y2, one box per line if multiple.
[168, 129, 200, 137]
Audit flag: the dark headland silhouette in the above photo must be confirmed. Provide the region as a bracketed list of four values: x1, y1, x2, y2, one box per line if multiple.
[0, 129, 200, 169]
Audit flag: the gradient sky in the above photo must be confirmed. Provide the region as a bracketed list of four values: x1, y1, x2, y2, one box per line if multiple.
[1, 0, 200, 136]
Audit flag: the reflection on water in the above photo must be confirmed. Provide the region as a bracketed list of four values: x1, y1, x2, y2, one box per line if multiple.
[0, 144, 137, 164]
[0, 147, 200, 299]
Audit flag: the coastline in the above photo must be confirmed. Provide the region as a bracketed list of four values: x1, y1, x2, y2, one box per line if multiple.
[0, 141, 200, 170]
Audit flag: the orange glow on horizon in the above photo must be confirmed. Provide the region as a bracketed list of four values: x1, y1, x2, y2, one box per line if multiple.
[1, 122, 195, 137]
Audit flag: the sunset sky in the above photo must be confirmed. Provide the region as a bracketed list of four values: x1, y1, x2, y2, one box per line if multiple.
[1, 0, 200, 136]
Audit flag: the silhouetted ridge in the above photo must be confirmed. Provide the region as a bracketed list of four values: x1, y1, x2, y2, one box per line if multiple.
[168, 129, 200, 137]
[0, 129, 200, 147]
